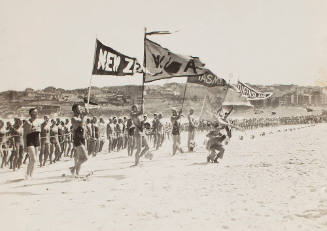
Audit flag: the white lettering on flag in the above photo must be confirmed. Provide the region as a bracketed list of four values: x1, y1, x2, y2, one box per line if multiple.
[97, 49, 107, 71]
[123, 57, 134, 74]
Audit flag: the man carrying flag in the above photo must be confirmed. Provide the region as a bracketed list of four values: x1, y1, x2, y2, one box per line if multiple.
[129, 104, 150, 166]
[171, 108, 184, 156]
[187, 108, 196, 152]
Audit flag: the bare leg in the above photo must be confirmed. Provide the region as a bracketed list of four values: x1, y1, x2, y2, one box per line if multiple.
[49, 144, 54, 163]
[108, 137, 112, 153]
[9, 150, 15, 169]
[140, 136, 149, 158]
[42, 143, 50, 166]
[127, 136, 132, 156]
[39, 143, 44, 167]
[72, 145, 88, 176]
[70, 145, 75, 158]
[66, 142, 72, 156]
[134, 135, 141, 166]
[214, 146, 225, 162]
[1, 150, 8, 168]
[26, 146, 37, 178]
[12, 148, 19, 171]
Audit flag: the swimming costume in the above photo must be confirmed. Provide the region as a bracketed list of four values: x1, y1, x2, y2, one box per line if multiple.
[26, 131, 40, 147]
[73, 126, 85, 147]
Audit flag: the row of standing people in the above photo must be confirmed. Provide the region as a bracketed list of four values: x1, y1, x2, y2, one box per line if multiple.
[0, 116, 73, 172]
[0, 104, 227, 178]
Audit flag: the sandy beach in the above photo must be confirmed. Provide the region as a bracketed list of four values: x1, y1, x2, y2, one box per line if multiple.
[1, 123, 327, 231]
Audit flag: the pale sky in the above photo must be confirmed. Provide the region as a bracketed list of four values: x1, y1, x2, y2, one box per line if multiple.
[1, 0, 327, 92]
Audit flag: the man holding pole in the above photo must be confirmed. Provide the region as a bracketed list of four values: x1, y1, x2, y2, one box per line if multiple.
[130, 104, 149, 166]
[171, 108, 184, 155]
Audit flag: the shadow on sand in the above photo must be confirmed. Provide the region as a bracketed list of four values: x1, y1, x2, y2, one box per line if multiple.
[188, 162, 209, 166]
[3, 178, 25, 184]
[14, 178, 75, 188]
[0, 191, 39, 196]
[93, 166, 131, 173]
[95, 175, 126, 180]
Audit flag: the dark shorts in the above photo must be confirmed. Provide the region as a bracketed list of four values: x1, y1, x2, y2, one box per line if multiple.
[74, 127, 85, 147]
[128, 127, 135, 136]
[207, 135, 226, 150]
[73, 136, 85, 147]
[26, 132, 40, 147]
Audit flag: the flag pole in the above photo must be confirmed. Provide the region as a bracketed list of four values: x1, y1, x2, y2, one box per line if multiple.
[87, 38, 98, 110]
[141, 27, 147, 114]
[87, 76, 93, 106]
[181, 81, 188, 113]
[199, 94, 207, 120]
[218, 73, 233, 113]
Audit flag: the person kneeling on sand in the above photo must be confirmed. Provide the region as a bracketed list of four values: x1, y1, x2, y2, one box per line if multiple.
[206, 122, 228, 163]
[206, 108, 235, 163]
[70, 104, 88, 176]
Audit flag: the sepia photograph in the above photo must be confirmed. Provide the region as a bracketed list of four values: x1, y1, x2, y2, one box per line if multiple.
[1, 0, 327, 230]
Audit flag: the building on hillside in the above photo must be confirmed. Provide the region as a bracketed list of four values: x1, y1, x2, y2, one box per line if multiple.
[278, 93, 292, 106]
[116, 94, 124, 101]
[39, 105, 61, 115]
[25, 88, 34, 94]
[17, 106, 39, 117]
[321, 88, 327, 105]
[294, 88, 323, 106]
[60, 93, 78, 102]
[130, 97, 143, 105]
[311, 90, 322, 105]
[17, 105, 61, 116]
[160, 89, 174, 95]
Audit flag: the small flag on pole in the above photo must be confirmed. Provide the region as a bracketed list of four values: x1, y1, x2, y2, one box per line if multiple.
[145, 30, 173, 36]
[235, 81, 273, 100]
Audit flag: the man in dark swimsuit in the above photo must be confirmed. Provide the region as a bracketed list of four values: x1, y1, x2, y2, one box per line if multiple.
[70, 104, 88, 176]
[23, 108, 41, 179]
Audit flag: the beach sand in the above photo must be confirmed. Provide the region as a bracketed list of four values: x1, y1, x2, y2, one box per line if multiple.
[1, 124, 327, 231]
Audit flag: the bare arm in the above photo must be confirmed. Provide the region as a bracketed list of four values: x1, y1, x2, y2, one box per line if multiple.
[224, 107, 234, 119]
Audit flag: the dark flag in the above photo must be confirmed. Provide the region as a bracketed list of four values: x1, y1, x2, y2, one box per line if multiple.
[144, 38, 207, 82]
[187, 70, 226, 87]
[92, 39, 141, 76]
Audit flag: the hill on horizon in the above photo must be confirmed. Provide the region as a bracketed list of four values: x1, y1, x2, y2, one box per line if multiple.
[0, 83, 326, 118]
